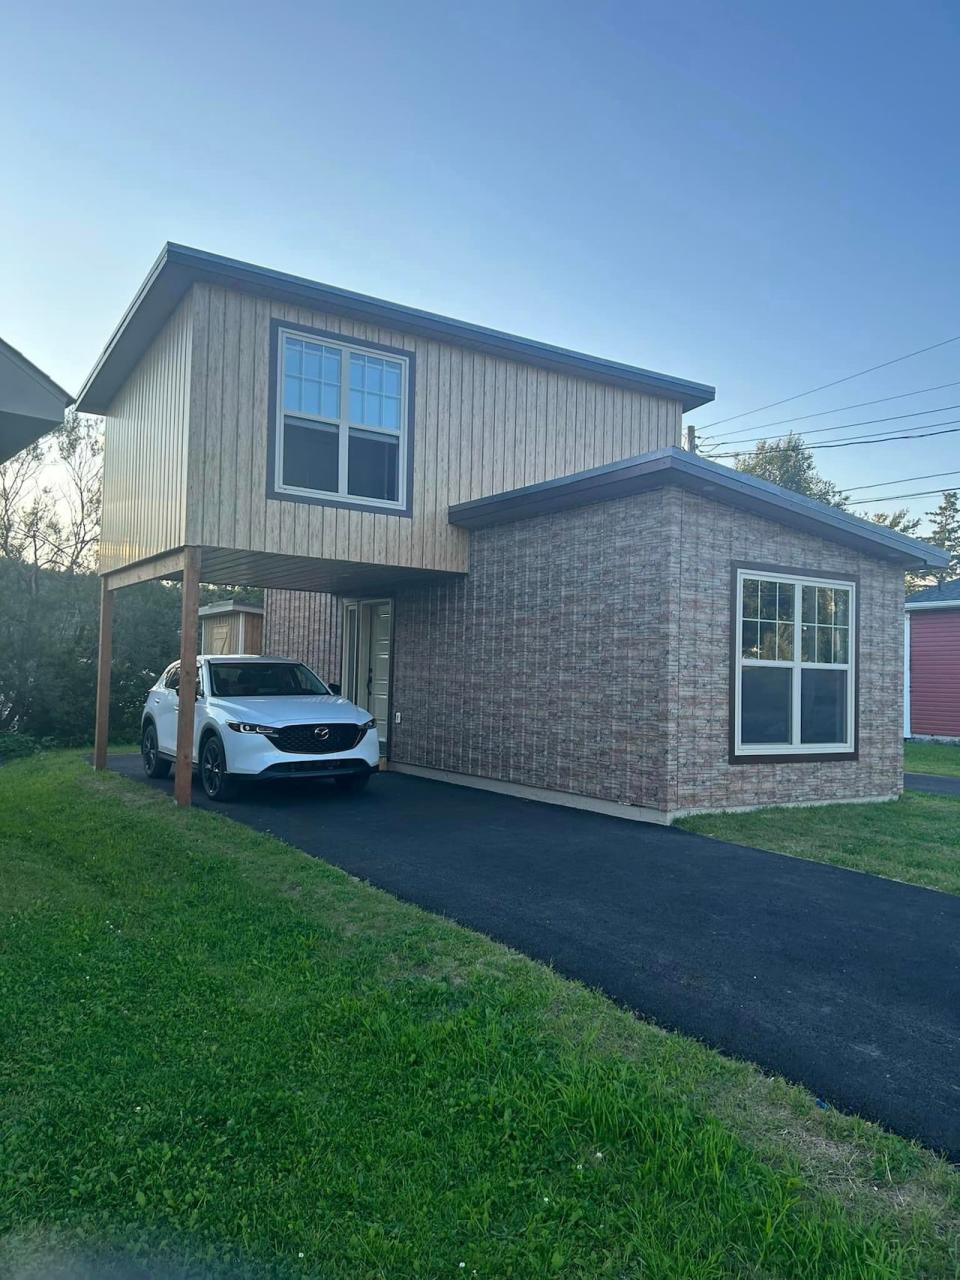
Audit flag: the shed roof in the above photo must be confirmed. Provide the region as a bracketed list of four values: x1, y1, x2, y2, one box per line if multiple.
[76, 243, 716, 415]
[199, 602, 265, 617]
[448, 446, 951, 569]
[0, 336, 74, 463]
[906, 578, 960, 607]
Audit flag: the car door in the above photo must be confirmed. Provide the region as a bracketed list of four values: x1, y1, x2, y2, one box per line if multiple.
[153, 663, 180, 755]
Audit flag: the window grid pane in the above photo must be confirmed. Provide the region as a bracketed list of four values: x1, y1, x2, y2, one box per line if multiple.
[280, 332, 407, 506]
[739, 575, 853, 753]
[349, 353, 403, 432]
[284, 337, 341, 421]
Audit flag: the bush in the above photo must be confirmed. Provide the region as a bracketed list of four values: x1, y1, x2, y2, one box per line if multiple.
[0, 731, 41, 762]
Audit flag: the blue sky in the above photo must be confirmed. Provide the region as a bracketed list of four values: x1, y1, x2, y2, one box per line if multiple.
[2, 0, 957, 522]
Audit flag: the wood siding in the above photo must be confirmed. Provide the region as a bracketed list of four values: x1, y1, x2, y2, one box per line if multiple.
[187, 283, 683, 575]
[99, 296, 193, 573]
[909, 609, 960, 736]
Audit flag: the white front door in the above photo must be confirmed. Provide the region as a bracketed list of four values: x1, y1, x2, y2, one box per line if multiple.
[342, 599, 392, 747]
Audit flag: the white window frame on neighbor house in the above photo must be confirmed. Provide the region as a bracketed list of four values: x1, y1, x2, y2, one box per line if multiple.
[274, 326, 410, 512]
[733, 566, 857, 759]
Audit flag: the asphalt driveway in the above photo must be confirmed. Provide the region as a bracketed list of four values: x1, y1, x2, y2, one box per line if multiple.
[109, 755, 960, 1159]
[906, 771, 960, 797]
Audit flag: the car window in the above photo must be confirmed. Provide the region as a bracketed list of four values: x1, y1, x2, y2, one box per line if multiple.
[164, 665, 180, 691]
[208, 662, 329, 697]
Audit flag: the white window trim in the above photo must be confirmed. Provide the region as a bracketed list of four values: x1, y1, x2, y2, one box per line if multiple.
[274, 327, 409, 511]
[734, 568, 856, 758]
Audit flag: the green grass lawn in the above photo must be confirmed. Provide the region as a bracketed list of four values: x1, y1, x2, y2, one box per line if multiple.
[679, 792, 960, 897]
[2, 754, 960, 1279]
[905, 740, 960, 777]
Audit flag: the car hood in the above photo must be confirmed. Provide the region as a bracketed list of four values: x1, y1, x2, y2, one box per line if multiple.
[209, 694, 369, 726]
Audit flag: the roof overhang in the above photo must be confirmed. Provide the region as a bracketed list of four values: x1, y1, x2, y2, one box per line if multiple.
[448, 447, 951, 570]
[905, 599, 960, 612]
[0, 337, 74, 463]
[76, 243, 716, 415]
[199, 602, 264, 617]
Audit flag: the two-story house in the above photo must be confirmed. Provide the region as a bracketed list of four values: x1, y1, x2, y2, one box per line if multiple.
[79, 244, 947, 816]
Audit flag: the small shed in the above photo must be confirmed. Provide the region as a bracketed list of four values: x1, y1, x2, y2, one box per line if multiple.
[905, 578, 960, 740]
[199, 602, 264, 655]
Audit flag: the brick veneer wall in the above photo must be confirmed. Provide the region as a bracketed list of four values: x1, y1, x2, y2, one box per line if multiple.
[390, 491, 677, 809]
[265, 486, 905, 816]
[263, 589, 342, 683]
[668, 490, 904, 813]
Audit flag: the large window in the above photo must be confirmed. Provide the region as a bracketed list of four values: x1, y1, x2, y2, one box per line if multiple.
[734, 569, 856, 757]
[275, 328, 409, 510]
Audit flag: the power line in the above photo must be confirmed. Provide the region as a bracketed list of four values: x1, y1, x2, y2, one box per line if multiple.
[704, 401, 960, 450]
[697, 379, 960, 442]
[855, 486, 958, 505]
[845, 469, 960, 493]
[710, 421, 960, 458]
[699, 333, 960, 430]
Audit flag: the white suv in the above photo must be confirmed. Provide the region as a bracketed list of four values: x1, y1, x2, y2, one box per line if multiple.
[141, 655, 380, 801]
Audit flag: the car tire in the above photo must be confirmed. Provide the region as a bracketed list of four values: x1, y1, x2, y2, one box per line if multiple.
[199, 734, 237, 802]
[334, 771, 371, 793]
[141, 723, 171, 779]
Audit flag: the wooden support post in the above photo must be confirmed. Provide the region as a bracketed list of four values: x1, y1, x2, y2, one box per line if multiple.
[93, 578, 114, 771]
[174, 547, 201, 807]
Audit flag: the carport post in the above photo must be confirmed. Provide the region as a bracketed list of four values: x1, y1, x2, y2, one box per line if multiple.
[93, 578, 113, 771]
[174, 546, 201, 807]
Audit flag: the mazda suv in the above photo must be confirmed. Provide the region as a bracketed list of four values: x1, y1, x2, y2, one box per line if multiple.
[141, 656, 380, 800]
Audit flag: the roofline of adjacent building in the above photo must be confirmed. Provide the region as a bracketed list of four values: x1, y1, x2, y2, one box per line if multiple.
[905, 598, 960, 611]
[448, 446, 952, 569]
[75, 243, 716, 415]
[198, 601, 265, 616]
[0, 336, 74, 407]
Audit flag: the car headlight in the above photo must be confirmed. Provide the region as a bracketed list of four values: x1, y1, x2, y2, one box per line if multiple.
[361, 718, 377, 732]
[227, 722, 278, 736]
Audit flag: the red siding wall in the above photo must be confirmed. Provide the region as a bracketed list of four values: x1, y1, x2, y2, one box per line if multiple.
[910, 609, 960, 736]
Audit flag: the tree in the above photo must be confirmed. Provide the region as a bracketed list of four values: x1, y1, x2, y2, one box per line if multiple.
[0, 420, 263, 749]
[733, 433, 847, 507]
[926, 490, 960, 583]
[866, 509, 927, 592]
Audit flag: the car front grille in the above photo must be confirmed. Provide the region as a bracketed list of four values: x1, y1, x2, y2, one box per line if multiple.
[272, 722, 365, 755]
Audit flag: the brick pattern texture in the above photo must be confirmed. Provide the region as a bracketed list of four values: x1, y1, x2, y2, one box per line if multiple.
[390, 491, 677, 809]
[265, 487, 905, 816]
[263, 589, 342, 684]
[669, 490, 904, 813]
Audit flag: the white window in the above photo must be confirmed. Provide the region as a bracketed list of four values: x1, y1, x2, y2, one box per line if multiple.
[734, 569, 856, 757]
[276, 329, 409, 509]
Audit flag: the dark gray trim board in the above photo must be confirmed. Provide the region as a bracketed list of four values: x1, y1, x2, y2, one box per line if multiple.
[75, 243, 715, 415]
[266, 319, 415, 518]
[449, 447, 950, 569]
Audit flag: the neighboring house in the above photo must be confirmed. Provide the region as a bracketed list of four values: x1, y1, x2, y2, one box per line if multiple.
[78, 243, 948, 816]
[0, 336, 73, 462]
[904, 579, 960, 741]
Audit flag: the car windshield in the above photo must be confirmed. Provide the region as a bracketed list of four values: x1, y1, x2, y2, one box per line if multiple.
[208, 662, 329, 698]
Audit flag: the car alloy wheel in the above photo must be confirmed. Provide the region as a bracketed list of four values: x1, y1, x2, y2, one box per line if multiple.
[201, 738, 225, 798]
[142, 725, 158, 775]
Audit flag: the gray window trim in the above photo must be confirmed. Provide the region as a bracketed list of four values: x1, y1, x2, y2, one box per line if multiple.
[266, 318, 415, 518]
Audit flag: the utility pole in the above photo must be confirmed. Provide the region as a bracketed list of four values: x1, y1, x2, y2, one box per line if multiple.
[686, 423, 697, 454]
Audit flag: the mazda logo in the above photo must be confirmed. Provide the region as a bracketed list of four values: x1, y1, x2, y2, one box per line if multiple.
[314, 726, 331, 741]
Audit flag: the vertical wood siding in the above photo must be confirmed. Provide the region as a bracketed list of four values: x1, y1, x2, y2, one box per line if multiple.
[99, 297, 193, 572]
[189, 283, 683, 574]
[909, 610, 960, 735]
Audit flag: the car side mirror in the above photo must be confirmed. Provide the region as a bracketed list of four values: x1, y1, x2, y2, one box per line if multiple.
[328, 681, 342, 695]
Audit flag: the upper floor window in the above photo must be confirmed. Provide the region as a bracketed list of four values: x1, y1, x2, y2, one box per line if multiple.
[275, 328, 410, 509]
[733, 568, 856, 758]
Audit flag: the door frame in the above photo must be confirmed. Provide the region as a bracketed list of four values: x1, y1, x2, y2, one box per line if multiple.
[341, 596, 395, 756]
